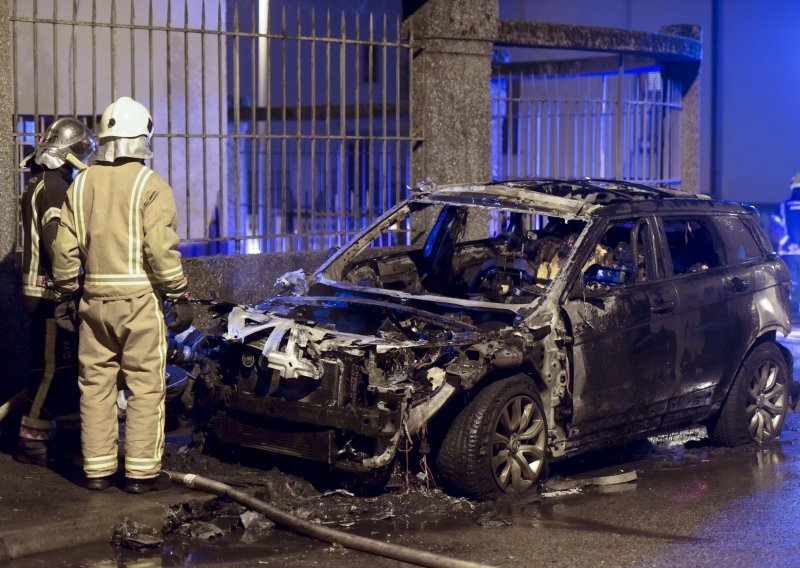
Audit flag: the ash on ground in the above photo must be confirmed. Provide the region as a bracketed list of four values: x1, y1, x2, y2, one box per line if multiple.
[156, 440, 485, 548]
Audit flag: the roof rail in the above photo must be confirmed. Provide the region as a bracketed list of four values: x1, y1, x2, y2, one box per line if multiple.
[492, 178, 696, 202]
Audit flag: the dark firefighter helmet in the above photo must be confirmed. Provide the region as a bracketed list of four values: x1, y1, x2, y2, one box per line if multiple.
[20, 117, 97, 170]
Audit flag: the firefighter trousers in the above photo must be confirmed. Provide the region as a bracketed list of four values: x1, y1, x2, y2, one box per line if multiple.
[21, 298, 79, 434]
[78, 292, 166, 479]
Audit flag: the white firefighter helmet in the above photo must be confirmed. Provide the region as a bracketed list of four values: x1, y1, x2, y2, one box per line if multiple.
[97, 96, 153, 139]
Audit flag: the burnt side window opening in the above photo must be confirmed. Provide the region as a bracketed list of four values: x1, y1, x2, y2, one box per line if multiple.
[581, 219, 652, 288]
[662, 217, 725, 275]
[329, 201, 586, 304]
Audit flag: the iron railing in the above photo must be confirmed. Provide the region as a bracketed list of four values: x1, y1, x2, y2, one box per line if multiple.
[10, 0, 414, 255]
[491, 57, 683, 188]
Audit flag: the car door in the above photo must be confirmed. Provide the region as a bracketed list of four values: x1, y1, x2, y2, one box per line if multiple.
[654, 215, 733, 427]
[563, 216, 681, 443]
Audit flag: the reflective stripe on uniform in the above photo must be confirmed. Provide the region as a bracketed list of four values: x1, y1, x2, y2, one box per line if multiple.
[125, 455, 161, 478]
[41, 206, 61, 226]
[25, 181, 46, 289]
[152, 265, 184, 280]
[85, 273, 153, 285]
[22, 284, 56, 299]
[52, 265, 81, 280]
[128, 167, 153, 275]
[126, 457, 161, 466]
[84, 453, 118, 476]
[74, 171, 88, 253]
[151, 292, 167, 461]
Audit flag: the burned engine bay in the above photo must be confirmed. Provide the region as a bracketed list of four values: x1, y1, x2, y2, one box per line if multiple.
[192, 194, 585, 472]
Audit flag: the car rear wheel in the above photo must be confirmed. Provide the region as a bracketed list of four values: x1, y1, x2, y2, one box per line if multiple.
[708, 342, 789, 446]
[436, 375, 547, 499]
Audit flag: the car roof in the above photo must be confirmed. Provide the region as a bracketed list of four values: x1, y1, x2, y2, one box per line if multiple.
[416, 178, 754, 219]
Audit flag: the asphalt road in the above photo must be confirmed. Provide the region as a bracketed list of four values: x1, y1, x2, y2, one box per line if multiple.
[7, 418, 800, 568]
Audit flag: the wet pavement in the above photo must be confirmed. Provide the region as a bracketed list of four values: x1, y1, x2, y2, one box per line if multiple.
[3, 419, 800, 568]
[4, 333, 800, 567]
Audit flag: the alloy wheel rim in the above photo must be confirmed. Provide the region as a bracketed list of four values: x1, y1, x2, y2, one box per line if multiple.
[746, 361, 786, 443]
[491, 395, 547, 493]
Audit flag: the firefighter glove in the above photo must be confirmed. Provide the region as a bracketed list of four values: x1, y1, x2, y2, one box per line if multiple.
[54, 295, 80, 333]
[164, 294, 194, 333]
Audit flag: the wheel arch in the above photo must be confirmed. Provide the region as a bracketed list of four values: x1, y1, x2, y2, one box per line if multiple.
[424, 370, 547, 454]
[711, 330, 791, 410]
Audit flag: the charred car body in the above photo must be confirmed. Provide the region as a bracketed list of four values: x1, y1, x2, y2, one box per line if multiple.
[195, 179, 795, 498]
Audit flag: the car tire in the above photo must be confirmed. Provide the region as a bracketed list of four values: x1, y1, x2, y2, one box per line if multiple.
[708, 342, 789, 447]
[436, 375, 547, 499]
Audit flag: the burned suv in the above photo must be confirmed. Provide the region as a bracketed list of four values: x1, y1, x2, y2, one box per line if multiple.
[196, 179, 794, 498]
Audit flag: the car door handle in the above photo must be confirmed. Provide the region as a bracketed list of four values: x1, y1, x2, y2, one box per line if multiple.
[651, 300, 675, 314]
[728, 277, 750, 292]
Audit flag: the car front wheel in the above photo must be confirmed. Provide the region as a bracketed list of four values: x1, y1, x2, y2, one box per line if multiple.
[436, 375, 548, 499]
[708, 341, 789, 446]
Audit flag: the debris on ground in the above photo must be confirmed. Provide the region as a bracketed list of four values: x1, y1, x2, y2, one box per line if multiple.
[180, 521, 225, 541]
[321, 489, 356, 498]
[111, 519, 164, 550]
[542, 470, 638, 492]
[475, 512, 511, 528]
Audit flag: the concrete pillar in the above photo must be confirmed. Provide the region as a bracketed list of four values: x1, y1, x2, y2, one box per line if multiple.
[661, 25, 702, 194]
[0, 0, 30, 402]
[405, 0, 498, 185]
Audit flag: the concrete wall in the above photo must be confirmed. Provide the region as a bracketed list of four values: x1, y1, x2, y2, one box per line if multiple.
[0, 0, 29, 401]
[183, 249, 327, 305]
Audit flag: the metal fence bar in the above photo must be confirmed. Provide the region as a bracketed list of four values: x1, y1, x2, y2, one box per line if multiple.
[264, 5, 272, 252]
[111, 0, 116, 101]
[71, 0, 77, 118]
[341, 11, 349, 239]
[294, 6, 302, 251]
[184, 0, 192, 238]
[324, 8, 331, 244]
[130, 0, 135, 100]
[232, 3, 241, 253]
[52, 0, 58, 117]
[396, 16, 402, 213]
[250, 2, 257, 250]
[200, 0, 208, 241]
[33, 0, 39, 136]
[354, 13, 361, 237]
[148, 0, 154, 157]
[216, 0, 224, 248]
[367, 13, 374, 232]
[381, 13, 388, 219]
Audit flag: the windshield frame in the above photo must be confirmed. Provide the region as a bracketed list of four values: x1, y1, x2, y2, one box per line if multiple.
[312, 195, 594, 309]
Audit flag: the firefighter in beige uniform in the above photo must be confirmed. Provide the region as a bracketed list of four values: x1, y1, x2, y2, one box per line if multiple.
[52, 97, 189, 492]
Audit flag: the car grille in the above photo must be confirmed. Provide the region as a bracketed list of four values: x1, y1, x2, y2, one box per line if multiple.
[236, 358, 343, 405]
[209, 412, 336, 463]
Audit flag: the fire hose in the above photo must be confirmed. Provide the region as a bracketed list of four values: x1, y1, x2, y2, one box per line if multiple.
[166, 471, 494, 568]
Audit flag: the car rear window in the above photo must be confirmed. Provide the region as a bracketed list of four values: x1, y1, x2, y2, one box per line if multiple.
[713, 215, 764, 263]
[661, 217, 724, 275]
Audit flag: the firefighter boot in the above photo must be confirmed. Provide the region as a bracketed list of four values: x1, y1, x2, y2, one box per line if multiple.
[16, 420, 53, 467]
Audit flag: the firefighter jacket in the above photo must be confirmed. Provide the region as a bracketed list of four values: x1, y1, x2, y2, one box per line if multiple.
[20, 166, 73, 303]
[52, 160, 187, 301]
[783, 197, 800, 246]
